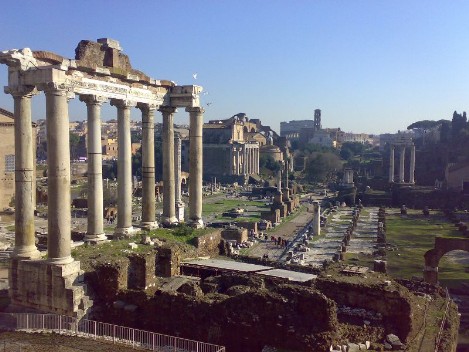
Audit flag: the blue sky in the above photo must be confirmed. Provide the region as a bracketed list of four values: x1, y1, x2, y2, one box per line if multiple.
[1, 1, 469, 134]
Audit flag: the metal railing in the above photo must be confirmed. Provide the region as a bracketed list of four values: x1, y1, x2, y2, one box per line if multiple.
[0, 313, 225, 352]
[434, 288, 451, 352]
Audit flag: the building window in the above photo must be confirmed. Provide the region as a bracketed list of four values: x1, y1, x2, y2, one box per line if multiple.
[5, 155, 15, 172]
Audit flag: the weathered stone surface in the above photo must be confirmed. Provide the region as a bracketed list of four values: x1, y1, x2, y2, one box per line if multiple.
[9, 259, 91, 318]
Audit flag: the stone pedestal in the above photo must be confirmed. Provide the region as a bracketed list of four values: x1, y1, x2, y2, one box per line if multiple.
[176, 201, 185, 223]
[9, 259, 92, 319]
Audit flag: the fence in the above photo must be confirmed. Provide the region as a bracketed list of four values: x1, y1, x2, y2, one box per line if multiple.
[0, 313, 225, 352]
[434, 288, 451, 352]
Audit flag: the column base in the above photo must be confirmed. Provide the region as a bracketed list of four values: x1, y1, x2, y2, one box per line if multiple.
[188, 218, 204, 229]
[47, 255, 74, 265]
[9, 258, 92, 319]
[114, 226, 138, 238]
[12, 245, 41, 260]
[84, 233, 109, 244]
[161, 216, 178, 227]
[139, 221, 159, 230]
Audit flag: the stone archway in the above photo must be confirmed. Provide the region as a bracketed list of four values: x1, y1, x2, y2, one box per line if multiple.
[423, 237, 469, 284]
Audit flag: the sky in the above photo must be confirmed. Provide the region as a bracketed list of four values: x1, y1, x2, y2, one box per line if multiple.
[1, 1, 469, 134]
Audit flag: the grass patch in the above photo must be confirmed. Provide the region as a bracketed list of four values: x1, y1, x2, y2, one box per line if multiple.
[385, 210, 469, 287]
[148, 225, 217, 245]
[203, 199, 266, 216]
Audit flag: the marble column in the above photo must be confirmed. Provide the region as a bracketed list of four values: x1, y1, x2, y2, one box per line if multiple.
[138, 103, 158, 229]
[11, 87, 40, 259]
[389, 145, 394, 183]
[409, 144, 416, 184]
[111, 99, 136, 236]
[80, 95, 107, 243]
[174, 134, 185, 222]
[187, 107, 204, 228]
[45, 86, 74, 264]
[399, 145, 406, 183]
[160, 106, 177, 225]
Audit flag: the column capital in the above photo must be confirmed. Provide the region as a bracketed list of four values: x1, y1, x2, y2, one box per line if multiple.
[79, 94, 107, 106]
[159, 106, 177, 114]
[110, 99, 137, 109]
[5, 85, 38, 98]
[137, 102, 159, 113]
[39, 82, 74, 96]
[185, 106, 205, 114]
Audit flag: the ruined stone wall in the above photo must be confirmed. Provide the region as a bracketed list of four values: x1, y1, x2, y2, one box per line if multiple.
[315, 277, 415, 342]
[94, 273, 338, 352]
[194, 229, 222, 257]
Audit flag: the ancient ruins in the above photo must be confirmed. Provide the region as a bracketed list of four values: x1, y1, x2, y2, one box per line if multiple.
[0, 38, 205, 317]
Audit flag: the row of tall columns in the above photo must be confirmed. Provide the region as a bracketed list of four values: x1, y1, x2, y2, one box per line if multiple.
[231, 145, 259, 176]
[388, 144, 416, 184]
[161, 107, 204, 227]
[10, 85, 204, 262]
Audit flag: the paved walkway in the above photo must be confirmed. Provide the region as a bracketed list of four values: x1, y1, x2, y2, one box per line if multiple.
[245, 202, 315, 260]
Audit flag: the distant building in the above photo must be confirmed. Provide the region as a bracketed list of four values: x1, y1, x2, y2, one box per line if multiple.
[314, 109, 322, 131]
[379, 131, 414, 151]
[280, 120, 315, 140]
[0, 108, 36, 210]
[308, 129, 335, 148]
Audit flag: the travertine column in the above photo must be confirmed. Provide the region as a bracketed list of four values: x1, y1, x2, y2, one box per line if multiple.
[399, 145, 406, 183]
[187, 107, 204, 228]
[174, 134, 185, 222]
[389, 145, 394, 183]
[409, 144, 416, 184]
[45, 86, 74, 264]
[111, 99, 136, 236]
[10, 87, 40, 259]
[80, 95, 107, 243]
[160, 106, 177, 225]
[138, 103, 158, 229]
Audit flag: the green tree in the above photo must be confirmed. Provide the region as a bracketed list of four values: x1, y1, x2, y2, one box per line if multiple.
[304, 152, 342, 183]
[69, 132, 81, 160]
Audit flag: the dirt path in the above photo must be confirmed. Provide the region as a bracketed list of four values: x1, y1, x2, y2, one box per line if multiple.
[245, 203, 315, 260]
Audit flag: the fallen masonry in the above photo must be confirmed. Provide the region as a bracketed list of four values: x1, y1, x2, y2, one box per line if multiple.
[79, 245, 459, 352]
